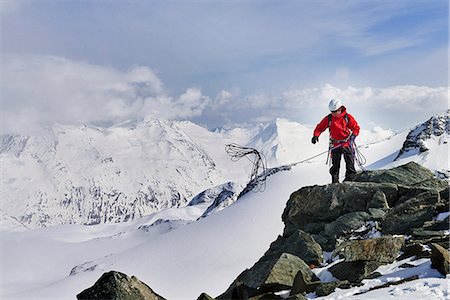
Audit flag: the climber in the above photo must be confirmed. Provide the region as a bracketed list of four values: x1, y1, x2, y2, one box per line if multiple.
[311, 98, 360, 183]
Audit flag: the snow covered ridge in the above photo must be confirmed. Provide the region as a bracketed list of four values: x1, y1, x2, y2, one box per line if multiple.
[0, 119, 250, 228]
[396, 110, 449, 158]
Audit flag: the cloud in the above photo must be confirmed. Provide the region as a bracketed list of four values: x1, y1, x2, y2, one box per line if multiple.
[1, 55, 447, 134]
[0, 55, 210, 134]
[201, 84, 448, 130]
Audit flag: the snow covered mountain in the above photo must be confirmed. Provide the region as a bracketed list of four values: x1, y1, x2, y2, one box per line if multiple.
[0, 115, 428, 229]
[394, 111, 449, 178]
[0, 118, 252, 228]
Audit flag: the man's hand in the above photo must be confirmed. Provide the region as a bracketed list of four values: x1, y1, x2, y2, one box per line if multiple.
[311, 136, 319, 144]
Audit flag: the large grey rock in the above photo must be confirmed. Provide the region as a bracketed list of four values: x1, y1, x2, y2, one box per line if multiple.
[430, 243, 450, 275]
[335, 236, 404, 263]
[264, 230, 323, 266]
[282, 182, 398, 236]
[218, 253, 312, 299]
[353, 162, 435, 186]
[329, 260, 382, 283]
[76, 271, 166, 300]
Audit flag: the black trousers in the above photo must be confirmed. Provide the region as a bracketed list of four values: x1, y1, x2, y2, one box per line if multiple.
[330, 146, 356, 183]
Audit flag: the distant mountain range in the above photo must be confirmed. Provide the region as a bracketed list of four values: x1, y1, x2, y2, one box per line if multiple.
[1, 112, 448, 228]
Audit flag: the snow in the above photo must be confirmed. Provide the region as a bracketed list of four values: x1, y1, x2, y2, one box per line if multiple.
[1, 113, 449, 299]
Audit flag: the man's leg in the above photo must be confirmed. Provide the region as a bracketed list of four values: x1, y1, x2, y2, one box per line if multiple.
[329, 148, 342, 183]
[343, 147, 357, 181]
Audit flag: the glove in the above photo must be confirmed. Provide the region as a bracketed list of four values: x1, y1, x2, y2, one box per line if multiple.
[311, 136, 319, 144]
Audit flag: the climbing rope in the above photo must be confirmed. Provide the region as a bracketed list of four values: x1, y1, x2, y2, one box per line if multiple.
[350, 140, 367, 171]
[225, 143, 267, 192]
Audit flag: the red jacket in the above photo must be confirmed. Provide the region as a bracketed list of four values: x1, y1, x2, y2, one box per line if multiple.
[313, 106, 360, 147]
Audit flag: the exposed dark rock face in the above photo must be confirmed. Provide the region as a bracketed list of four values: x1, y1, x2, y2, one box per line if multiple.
[76, 271, 166, 300]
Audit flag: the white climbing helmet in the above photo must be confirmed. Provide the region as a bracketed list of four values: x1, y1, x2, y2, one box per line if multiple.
[328, 98, 343, 112]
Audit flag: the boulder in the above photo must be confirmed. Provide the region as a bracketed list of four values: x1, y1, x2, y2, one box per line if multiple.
[218, 253, 314, 299]
[335, 236, 404, 263]
[283, 182, 398, 236]
[352, 162, 435, 186]
[329, 260, 382, 283]
[76, 271, 166, 300]
[430, 243, 450, 275]
[265, 230, 323, 266]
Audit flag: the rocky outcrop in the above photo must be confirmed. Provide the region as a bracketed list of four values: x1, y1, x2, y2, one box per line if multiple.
[218, 162, 449, 299]
[282, 162, 447, 252]
[76, 271, 166, 300]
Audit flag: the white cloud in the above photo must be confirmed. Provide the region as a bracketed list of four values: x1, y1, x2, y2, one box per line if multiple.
[205, 84, 448, 130]
[0, 55, 210, 134]
[1, 55, 447, 134]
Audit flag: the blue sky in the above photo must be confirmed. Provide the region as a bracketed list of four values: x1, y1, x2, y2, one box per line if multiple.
[1, 0, 448, 132]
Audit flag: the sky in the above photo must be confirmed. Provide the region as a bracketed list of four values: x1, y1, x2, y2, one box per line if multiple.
[0, 0, 448, 134]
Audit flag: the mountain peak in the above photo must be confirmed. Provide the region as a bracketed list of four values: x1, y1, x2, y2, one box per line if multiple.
[395, 111, 449, 160]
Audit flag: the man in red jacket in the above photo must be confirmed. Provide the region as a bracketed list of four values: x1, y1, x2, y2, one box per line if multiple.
[311, 98, 360, 183]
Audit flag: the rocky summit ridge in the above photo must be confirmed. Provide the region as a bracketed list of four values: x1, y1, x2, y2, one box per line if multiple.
[77, 162, 449, 299]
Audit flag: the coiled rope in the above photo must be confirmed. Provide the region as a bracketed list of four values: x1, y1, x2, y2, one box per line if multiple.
[225, 143, 268, 192]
